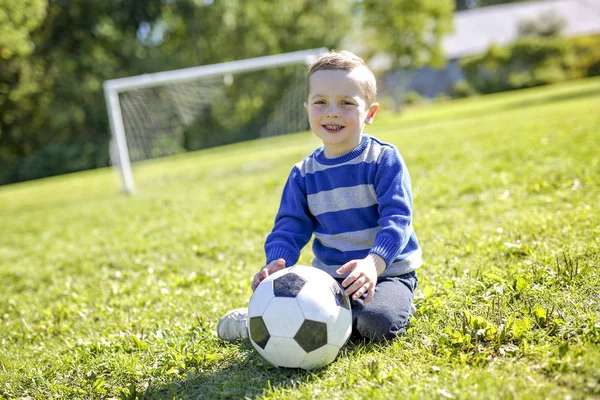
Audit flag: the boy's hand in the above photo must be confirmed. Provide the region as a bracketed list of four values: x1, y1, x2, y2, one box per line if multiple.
[336, 254, 386, 304]
[251, 259, 286, 291]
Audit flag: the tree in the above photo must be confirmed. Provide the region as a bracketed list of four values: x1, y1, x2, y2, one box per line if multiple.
[0, 0, 49, 182]
[0, 1, 164, 183]
[362, 0, 455, 111]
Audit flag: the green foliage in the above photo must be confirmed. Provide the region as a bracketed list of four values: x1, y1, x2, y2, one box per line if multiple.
[462, 37, 575, 93]
[1, 77, 599, 399]
[362, 0, 455, 69]
[153, 0, 351, 67]
[450, 79, 478, 98]
[569, 35, 600, 78]
[15, 140, 109, 182]
[0, 1, 162, 185]
[402, 90, 425, 105]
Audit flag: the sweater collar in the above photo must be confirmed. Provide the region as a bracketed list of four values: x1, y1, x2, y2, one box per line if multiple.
[315, 135, 370, 165]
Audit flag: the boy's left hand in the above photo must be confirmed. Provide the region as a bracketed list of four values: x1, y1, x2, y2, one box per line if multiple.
[336, 254, 386, 305]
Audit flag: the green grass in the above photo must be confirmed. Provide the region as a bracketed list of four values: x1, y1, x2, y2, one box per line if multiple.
[1, 77, 599, 399]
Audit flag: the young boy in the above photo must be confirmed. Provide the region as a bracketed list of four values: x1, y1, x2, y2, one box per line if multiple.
[218, 50, 421, 341]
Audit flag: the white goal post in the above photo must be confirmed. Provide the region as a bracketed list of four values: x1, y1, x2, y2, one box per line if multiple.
[103, 48, 328, 194]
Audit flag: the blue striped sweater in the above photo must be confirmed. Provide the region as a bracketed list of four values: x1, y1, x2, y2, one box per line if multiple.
[265, 135, 422, 278]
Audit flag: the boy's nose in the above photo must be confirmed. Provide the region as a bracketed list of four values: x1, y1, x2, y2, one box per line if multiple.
[325, 106, 339, 117]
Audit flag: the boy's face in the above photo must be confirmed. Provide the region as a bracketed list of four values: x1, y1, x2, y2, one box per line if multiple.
[304, 68, 379, 158]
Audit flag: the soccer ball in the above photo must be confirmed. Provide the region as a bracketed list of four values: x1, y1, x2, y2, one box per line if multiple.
[247, 265, 352, 370]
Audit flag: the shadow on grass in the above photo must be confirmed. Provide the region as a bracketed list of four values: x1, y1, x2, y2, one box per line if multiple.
[142, 342, 318, 399]
[142, 340, 375, 400]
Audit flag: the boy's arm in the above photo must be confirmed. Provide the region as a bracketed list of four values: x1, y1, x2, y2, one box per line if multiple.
[264, 166, 314, 267]
[370, 147, 414, 266]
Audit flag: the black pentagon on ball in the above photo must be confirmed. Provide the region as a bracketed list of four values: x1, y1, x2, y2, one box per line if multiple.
[273, 272, 306, 298]
[249, 316, 270, 349]
[329, 280, 351, 310]
[294, 319, 328, 353]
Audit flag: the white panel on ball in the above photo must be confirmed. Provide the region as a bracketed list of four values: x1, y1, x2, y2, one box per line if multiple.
[299, 344, 341, 370]
[294, 280, 338, 322]
[263, 336, 307, 369]
[262, 297, 304, 337]
[248, 279, 274, 318]
[327, 307, 353, 347]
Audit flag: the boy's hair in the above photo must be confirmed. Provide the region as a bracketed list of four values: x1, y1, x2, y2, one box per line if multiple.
[306, 50, 377, 106]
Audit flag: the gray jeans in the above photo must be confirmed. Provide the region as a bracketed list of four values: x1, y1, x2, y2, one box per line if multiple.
[337, 271, 418, 341]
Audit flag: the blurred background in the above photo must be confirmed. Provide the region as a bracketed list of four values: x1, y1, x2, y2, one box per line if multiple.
[1, 0, 599, 187]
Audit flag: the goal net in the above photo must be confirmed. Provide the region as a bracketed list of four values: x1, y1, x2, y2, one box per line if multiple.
[103, 48, 327, 194]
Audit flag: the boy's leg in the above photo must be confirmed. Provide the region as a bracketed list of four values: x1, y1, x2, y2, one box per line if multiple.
[217, 308, 249, 341]
[349, 272, 417, 341]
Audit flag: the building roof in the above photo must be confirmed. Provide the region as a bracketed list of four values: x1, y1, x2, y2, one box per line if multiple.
[443, 0, 600, 59]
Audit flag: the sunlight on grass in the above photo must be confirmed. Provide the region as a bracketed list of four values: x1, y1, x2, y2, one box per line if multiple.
[0, 77, 599, 399]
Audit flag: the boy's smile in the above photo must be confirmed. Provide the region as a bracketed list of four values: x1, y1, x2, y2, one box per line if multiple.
[323, 124, 344, 133]
[305, 69, 379, 158]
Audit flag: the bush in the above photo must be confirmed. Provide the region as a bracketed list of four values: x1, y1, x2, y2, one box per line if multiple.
[462, 33, 600, 95]
[0, 161, 16, 185]
[403, 90, 425, 105]
[450, 79, 478, 98]
[13, 140, 109, 183]
[569, 35, 600, 78]
[509, 37, 574, 87]
[509, 38, 571, 69]
[461, 44, 511, 93]
[461, 37, 574, 93]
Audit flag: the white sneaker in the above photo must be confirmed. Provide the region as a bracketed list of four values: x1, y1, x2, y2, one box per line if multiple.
[217, 308, 249, 341]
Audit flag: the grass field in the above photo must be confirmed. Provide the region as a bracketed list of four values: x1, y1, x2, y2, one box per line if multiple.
[1, 77, 599, 399]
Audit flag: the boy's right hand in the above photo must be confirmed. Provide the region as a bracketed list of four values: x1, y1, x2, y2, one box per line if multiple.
[251, 258, 286, 291]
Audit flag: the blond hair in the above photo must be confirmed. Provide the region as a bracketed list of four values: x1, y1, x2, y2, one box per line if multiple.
[306, 50, 377, 106]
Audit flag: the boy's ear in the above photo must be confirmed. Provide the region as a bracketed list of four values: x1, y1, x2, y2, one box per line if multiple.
[304, 102, 309, 113]
[365, 103, 379, 124]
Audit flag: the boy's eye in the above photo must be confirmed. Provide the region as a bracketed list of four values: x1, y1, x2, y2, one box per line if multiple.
[314, 100, 326, 105]
[341, 101, 355, 106]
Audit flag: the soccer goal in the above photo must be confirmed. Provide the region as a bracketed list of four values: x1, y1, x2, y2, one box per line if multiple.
[103, 48, 328, 194]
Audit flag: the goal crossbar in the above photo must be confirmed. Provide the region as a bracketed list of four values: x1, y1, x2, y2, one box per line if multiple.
[103, 48, 327, 194]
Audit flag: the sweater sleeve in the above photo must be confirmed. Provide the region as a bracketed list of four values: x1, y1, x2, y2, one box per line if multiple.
[264, 166, 314, 266]
[369, 147, 414, 266]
